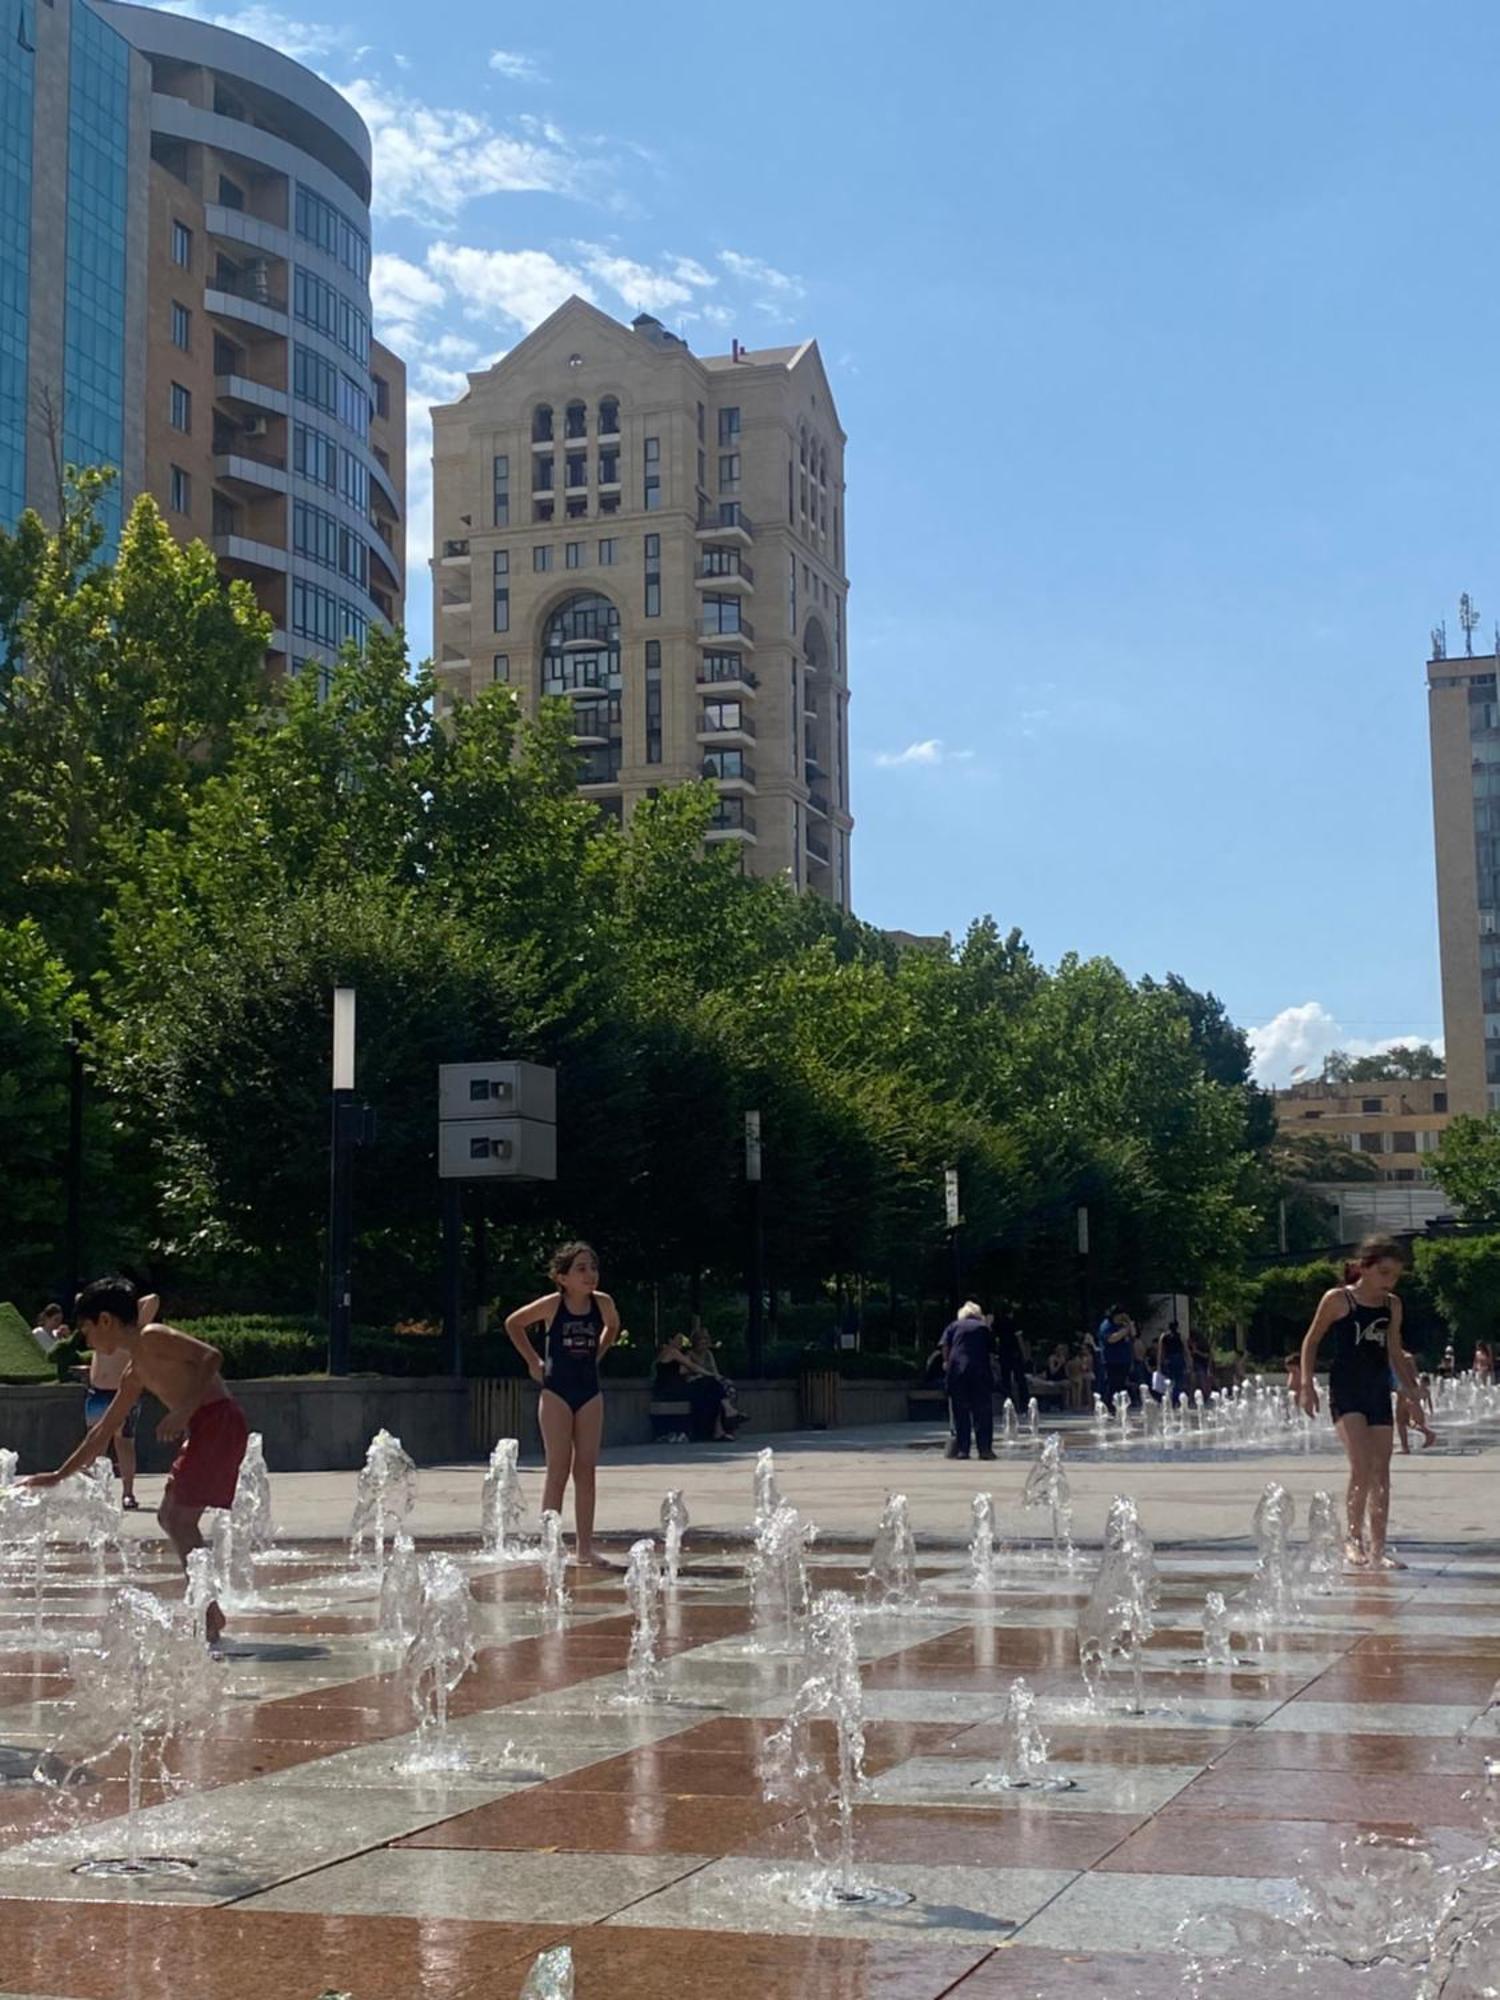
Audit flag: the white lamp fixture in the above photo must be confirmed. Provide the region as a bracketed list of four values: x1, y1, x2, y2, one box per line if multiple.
[332, 987, 356, 1092]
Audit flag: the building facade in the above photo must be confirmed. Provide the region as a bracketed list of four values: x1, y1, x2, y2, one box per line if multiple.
[3, 0, 151, 544]
[2, 0, 404, 675]
[1428, 648, 1500, 1116]
[431, 299, 852, 905]
[1273, 1077, 1450, 1184]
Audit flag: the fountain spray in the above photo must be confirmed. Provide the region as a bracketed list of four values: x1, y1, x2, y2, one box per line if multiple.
[659, 1489, 688, 1588]
[864, 1492, 918, 1610]
[620, 1537, 663, 1703]
[349, 1429, 417, 1591]
[539, 1509, 569, 1627]
[481, 1438, 525, 1561]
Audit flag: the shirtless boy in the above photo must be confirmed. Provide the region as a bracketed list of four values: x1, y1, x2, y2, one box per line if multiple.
[22, 1277, 248, 1643]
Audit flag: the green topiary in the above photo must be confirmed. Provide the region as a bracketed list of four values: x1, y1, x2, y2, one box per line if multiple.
[0, 1299, 56, 1384]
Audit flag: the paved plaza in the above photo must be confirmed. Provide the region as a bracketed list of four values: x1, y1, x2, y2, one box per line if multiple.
[0, 1417, 1495, 1997]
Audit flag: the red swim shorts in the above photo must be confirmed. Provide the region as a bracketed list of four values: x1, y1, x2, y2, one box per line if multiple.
[168, 1397, 249, 1510]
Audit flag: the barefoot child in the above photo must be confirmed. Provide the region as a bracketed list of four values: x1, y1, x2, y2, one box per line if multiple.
[1297, 1236, 1427, 1569]
[504, 1243, 619, 1566]
[22, 1278, 248, 1642]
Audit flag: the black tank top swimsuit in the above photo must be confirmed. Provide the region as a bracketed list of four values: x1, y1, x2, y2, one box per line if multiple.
[1327, 1287, 1394, 1427]
[544, 1296, 603, 1413]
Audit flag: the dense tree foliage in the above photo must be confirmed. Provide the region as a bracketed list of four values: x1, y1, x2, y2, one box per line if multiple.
[1429, 1113, 1500, 1226]
[2, 490, 1283, 1347]
[1322, 1044, 1444, 1083]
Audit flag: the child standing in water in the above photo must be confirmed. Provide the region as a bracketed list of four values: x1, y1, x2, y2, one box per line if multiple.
[22, 1277, 248, 1641]
[505, 1243, 620, 1565]
[1298, 1236, 1427, 1568]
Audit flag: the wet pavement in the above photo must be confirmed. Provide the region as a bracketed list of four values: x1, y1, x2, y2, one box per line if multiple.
[0, 1459, 1495, 1997]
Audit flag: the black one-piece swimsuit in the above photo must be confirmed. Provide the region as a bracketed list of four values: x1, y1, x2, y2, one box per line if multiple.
[544, 1297, 603, 1414]
[1327, 1288, 1394, 1428]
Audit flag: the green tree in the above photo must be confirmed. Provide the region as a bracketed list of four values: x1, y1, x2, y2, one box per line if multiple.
[0, 478, 269, 977]
[1429, 1114, 1500, 1225]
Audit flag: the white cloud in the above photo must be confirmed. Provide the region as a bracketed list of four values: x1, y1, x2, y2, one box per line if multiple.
[370, 253, 445, 325]
[577, 247, 717, 316]
[873, 739, 974, 770]
[425, 244, 592, 332]
[338, 78, 589, 225]
[1249, 1002, 1444, 1087]
[157, 1, 346, 62]
[489, 49, 543, 82]
[719, 250, 804, 298]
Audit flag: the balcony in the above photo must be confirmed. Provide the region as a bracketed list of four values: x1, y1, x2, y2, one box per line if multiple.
[696, 501, 753, 542]
[213, 450, 288, 495]
[706, 811, 757, 844]
[215, 372, 288, 417]
[441, 538, 470, 562]
[696, 556, 755, 591]
[806, 830, 831, 867]
[805, 788, 831, 818]
[561, 628, 619, 652]
[205, 273, 288, 338]
[544, 670, 610, 699]
[697, 661, 758, 693]
[204, 203, 290, 259]
[703, 759, 756, 791]
[698, 713, 756, 744]
[571, 714, 613, 747]
[440, 590, 471, 614]
[213, 533, 287, 574]
[698, 615, 754, 647]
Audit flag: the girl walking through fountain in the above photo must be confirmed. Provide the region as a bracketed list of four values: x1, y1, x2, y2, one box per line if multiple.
[1297, 1236, 1427, 1569]
[505, 1243, 619, 1566]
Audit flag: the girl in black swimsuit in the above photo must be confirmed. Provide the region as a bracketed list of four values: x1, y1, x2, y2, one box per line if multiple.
[505, 1242, 620, 1566]
[1297, 1234, 1427, 1569]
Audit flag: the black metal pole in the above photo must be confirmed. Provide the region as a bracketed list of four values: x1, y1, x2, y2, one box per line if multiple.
[442, 1178, 464, 1378]
[64, 1028, 84, 1313]
[472, 1200, 488, 1331]
[747, 1176, 764, 1378]
[949, 1225, 962, 1316]
[328, 1090, 353, 1376]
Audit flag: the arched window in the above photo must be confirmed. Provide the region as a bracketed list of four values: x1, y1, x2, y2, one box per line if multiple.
[540, 590, 622, 698]
[532, 403, 553, 443]
[598, 396, 620, 436]
[565, 399, 587, 440]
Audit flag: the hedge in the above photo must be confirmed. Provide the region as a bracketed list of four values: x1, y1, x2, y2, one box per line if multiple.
[0, 1300, 54, 1384]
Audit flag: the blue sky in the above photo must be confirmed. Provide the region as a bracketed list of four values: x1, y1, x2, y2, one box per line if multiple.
[168, 0, 1500, 1080]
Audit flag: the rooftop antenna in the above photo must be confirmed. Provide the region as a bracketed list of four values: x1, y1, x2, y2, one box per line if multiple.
[1431, 619, 1447, 661]
[1460, 593, 1480, 656]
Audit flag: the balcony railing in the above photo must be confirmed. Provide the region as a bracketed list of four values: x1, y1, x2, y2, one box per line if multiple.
[697, 556, 755, 585]
[442, 538, 470, 558]
[703, 759, 756, 786]
[806, 833, 831, 866]
[699, 614, 754, 642]
[208, 268, 287, 312]
[697, 500, 754, 536]
[699, 713, 756, 738]
[708, 808, 756, 836]
[698, 661, 758, 689]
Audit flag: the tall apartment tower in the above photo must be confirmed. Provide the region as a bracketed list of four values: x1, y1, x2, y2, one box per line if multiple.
[431, 299, 853, 906]
[1427, 646, 1500, 1116]
[2, 0, 151, 543]
[1, 0, 405, 679]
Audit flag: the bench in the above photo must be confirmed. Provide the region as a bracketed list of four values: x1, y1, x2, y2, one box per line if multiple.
[906, 1387, 947, 1422]
[649, 1399, 693, 1442]
[1028, 1377, 1067, 1409]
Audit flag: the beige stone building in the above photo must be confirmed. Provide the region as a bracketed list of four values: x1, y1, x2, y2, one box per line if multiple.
[430, 299, 852, 904]
[1427, 648, 1500, 1116]
[1273, 1076, 1450, 1183]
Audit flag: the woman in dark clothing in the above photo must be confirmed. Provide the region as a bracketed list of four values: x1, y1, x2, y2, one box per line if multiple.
[941, 1301, 994, 1460]
[1156, 1320, 1188, 1405]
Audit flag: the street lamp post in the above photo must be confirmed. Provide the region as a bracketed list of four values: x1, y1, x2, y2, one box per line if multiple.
[745, 1110, 764, 1378]
[64, 1026, 85, 1313]
[945, 1168, 961, 1313]
[328, 988, 356, 1377]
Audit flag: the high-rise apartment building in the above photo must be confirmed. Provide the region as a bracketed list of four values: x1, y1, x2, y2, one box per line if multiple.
[431, 299, 853, 905]
[1428, 645, 1500, 1115]
[2, 0, 405, 678]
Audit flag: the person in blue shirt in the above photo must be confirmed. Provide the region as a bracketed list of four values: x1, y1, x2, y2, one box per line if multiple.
[1097, 1305, 1139, 1408]
[941, 1301, 995, 1460]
